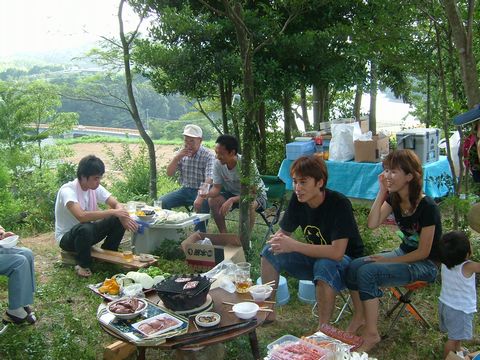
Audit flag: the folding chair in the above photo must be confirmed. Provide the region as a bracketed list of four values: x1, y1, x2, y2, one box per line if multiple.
[383, 281, 431, 337]
[255, 175, 286, 245]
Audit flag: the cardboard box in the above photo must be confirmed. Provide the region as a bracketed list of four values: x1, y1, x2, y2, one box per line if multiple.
[354, 134, 389, 162]
[359, 119, 369, 133]
[182, 232, 245, 272]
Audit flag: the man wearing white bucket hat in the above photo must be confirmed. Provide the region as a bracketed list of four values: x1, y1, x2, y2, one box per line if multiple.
[160, 124, 215, 232]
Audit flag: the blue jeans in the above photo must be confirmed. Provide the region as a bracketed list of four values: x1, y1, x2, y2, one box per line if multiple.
[160, 187, 209, 232]
[261, 245, 352, 292]
[0, 247, 35, 309]
[345, 248, 438, 301]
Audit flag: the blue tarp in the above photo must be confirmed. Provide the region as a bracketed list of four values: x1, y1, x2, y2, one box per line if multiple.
[278, 156, 453, 200]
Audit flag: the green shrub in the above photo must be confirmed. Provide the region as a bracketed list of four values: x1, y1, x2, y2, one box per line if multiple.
[105, 143, 151, 203]
[56, 162, 77, 186]
[14, 169, 58, 234]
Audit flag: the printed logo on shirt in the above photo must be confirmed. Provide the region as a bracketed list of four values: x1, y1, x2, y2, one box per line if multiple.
[304, 225, 327, 245]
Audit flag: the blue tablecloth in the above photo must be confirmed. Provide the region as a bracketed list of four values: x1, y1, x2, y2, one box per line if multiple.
[278, 156, 453, 200]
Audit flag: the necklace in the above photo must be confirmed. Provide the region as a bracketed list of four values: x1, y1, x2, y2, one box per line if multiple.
[401, 207, 411, 217]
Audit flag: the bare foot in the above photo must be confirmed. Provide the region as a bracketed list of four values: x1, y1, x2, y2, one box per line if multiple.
[346, 319, 366, 335]
[358, 333, 381, 353]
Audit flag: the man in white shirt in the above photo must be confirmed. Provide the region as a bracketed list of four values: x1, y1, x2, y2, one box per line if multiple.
[54, 155, 138, 277]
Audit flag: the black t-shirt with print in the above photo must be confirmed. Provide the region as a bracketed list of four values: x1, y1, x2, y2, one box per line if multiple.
[280, 189, 364, 258]
[387, 195, 442, 261]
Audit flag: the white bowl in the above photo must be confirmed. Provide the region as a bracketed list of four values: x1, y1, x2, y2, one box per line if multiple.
[248, 285, 273, 299]
[232, 302, 259, 320]
[0, 235, 19, 248]
[137, 214, 155, 222]
[195, 312, 221, 327]
[107, 297, 147, 320]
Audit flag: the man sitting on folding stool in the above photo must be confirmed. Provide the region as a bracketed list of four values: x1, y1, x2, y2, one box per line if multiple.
[345, 149, 442, 352]
[261, 155, 364, 327]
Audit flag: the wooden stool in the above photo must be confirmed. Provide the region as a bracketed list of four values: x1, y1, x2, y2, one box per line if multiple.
[383, 281, 430, 337]
[60, 247, 157, 270]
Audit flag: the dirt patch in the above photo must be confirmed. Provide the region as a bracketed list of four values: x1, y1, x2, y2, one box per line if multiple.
[20, 232, 57, 284]
[65, 143, 179, 172]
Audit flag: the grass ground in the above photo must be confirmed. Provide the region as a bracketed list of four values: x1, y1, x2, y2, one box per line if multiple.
[1, 218, 478, 360]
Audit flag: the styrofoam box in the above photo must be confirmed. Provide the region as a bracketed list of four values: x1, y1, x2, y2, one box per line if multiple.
[396, 128, 440, 164]
[286, 140, 315, 160]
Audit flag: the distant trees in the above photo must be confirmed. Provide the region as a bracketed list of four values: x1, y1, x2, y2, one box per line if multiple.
[0, 79, 78, 171]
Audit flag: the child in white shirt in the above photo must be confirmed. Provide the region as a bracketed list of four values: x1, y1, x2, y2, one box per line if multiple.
[439, 231, 480, 359]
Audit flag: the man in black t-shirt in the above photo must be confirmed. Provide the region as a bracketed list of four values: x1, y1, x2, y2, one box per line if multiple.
[261, 155, 364, 326]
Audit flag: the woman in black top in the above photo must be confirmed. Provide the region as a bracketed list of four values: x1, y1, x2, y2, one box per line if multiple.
[345, 149, 442, 352]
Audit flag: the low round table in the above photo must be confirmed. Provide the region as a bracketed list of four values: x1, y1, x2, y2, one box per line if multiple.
[99, 287, 275, 360]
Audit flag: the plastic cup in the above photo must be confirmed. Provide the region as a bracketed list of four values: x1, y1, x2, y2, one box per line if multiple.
[235, 262, 252, 293]
[122, 250, 133, 262]
[250, 287, 267, 302]
[198, 182, 210, 196]
[126, 201, 136, 216]
[153, 200, 162, 212]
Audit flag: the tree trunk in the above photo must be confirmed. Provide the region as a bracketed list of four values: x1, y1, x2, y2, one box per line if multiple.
[224, 0, 254, 251]
[434, 19, 460, 227]
[256, 100, 267, 174]
[317, 83, 329, 124]
[353, 85, 362, 120]
[443, 0, 480, 108]
[283, 91, 293, 144]
[118, 0, 157, 199]
[300, 84, 310, 130]
[219, 79, 229, 134]
[312, 84, 320, 129]
[426, 69, 431, 127]
[369, 60, 377, 135]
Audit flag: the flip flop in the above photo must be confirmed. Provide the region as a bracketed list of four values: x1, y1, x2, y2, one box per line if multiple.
[74, 265, 92, 278]
[3, 311, 36, 325]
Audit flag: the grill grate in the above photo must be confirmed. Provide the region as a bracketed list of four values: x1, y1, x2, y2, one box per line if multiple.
[155, 275, 212, 297]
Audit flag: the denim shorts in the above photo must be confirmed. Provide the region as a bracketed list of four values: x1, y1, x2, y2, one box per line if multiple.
[439, 301, 474, 340]
[261, 245, 352, 292]
[221, 191, 267, 211]
[345, 248, 438, 301]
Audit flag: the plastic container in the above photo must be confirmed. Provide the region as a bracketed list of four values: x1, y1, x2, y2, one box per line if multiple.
[286, 140, 315, 160]
[266, 334, 330, 360]
[396, 128, 440, 164]
[298, 280, 316, 304]
[256, 276, 290, 306]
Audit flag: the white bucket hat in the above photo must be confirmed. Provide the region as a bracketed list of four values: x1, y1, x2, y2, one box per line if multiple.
[183, 124, 203, 138]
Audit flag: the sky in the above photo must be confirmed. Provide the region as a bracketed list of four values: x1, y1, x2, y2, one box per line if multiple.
[0, 0, 413, 132]
[0, 0, 141, 58]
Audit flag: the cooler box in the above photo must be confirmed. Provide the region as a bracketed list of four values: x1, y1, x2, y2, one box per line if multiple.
[396, 128, 440, 164]
[286, 140, 315, 160]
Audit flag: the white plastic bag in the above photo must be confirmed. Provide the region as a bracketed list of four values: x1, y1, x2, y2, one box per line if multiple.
[329, 123, 362, 161]
[438, 131, 460, 176]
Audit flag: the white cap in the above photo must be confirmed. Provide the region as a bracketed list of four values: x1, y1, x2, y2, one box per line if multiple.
[183, 124, 203, 138]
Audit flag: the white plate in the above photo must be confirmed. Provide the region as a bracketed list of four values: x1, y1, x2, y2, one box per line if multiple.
[0, 235, 19, 248]
[195, 312, 221, 327]
[132, 313, 183, 337]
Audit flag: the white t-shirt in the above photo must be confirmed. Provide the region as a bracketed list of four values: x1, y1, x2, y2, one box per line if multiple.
[439, 261, 477, 314]
[54, 180, 111, 243]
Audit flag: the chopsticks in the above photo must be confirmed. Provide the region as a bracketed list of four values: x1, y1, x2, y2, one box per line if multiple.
[263, 280, 276, 286]
[245, 299, 275, 304]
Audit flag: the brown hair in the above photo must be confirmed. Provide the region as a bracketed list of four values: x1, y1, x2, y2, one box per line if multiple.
[382, 149, 423, 212]
[290, 155, 328, 191]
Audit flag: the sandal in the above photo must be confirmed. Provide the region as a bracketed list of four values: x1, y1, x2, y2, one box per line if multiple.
[75, 265, 92, 278]
[3, 311, 36, 325]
